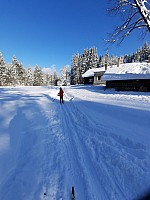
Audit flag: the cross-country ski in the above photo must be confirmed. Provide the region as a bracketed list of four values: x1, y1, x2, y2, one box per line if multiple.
[72, 186, 75, 200]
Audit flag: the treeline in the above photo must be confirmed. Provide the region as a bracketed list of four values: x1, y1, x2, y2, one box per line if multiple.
[124, 42, 150, 63]
[71, 42, 150, 85]
[1, 42, 150, 86]
[0, 53, 58, 86]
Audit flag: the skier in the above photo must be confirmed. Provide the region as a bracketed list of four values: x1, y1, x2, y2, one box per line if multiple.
[58, 87, 64, 104]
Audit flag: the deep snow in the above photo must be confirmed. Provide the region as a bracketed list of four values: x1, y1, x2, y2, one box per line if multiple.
[0, 85, 150, 200]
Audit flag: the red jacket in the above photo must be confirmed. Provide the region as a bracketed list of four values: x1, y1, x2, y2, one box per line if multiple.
[59, 88, 64, 97]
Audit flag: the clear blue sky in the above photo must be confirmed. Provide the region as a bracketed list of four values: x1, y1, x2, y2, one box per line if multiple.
[0, 0, 150, 73]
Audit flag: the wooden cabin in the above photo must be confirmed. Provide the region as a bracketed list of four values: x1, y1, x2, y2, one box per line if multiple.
[101, 63, 150, 92]
[82, 67, 105, 85]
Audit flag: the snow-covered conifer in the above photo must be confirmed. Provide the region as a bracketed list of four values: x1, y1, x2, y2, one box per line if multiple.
[33, 65, 44, 86]
[11, 56, 25, 86]
[60, 65, 70, 86]
[25, 66, 34, 86]
[71, 53, 79, 85]
[71, 47, 99, 84]
[0, 52, 6, 86]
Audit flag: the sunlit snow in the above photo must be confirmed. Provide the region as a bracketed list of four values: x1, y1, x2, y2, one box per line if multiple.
[0, 85, 150, 200]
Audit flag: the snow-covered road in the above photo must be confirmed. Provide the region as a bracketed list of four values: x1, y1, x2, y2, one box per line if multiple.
[0, 86, 150, 200]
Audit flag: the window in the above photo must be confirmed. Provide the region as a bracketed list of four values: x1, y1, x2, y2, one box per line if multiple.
[97, 76, 101, 80]
[89, 78, 93, 83]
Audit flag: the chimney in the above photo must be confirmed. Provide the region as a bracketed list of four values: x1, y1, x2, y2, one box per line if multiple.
[148, 55, 150, 63]
[105, 63, 107, 71]
[117, 57, 120, 67]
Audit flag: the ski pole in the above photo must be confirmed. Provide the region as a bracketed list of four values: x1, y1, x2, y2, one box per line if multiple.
[52, 94, 59, 101]
[64, 93, 69, 100]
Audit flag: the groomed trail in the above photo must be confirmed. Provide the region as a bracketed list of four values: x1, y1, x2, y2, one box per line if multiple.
[40, 92, 123, 200]
[41, 87, 150, 200]
[0, 86, 150, 200]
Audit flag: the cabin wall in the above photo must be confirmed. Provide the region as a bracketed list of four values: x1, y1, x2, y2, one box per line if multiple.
[94, 71, 105, 85]
[84, 77, 94, 84]
[106, 79, 150, 92]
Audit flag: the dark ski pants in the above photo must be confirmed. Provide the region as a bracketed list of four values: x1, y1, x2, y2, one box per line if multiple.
[60, 96, 64, 104]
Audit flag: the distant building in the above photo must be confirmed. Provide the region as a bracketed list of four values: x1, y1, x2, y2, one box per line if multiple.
[82, 67, 106, 85]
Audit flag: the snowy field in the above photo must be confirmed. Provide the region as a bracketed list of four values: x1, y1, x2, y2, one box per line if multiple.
[0, 85, 150, 200]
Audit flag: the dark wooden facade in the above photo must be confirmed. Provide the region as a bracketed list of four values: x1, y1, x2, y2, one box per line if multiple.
[83, 77, 94, 84]
[106, 79, 150, 92]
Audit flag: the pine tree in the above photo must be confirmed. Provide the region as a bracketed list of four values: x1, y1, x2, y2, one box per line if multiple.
[11, 56, 25, 86]
[25, 66, 34, 86]
[43, 73, 51, 86]
[78, 55, 84, 84]
[71, 53, 79, 85]
[60, 65, 70, 86]
[71, 47, 99, 85]
[89, 47, 99, 68]
[5, 65, 12, 86]
[129, 42, 150, 62]
[33, 65, 44, 86]
[0, 52, 6, 86]
[141, 42, 150, 61]
[53, 71, 58, 86]
[99, 55, 104, 67]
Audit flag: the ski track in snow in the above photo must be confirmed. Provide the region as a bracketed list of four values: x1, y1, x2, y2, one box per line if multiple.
[0, 86, 150, 200]
[60, 100, 150, 200]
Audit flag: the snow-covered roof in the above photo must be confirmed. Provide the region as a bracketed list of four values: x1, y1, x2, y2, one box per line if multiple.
[82, 67, 105, 77]
[101, 63, 150, 81]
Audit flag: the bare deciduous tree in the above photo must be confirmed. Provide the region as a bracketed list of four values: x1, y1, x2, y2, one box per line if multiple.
[106, 0, 150, 45]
